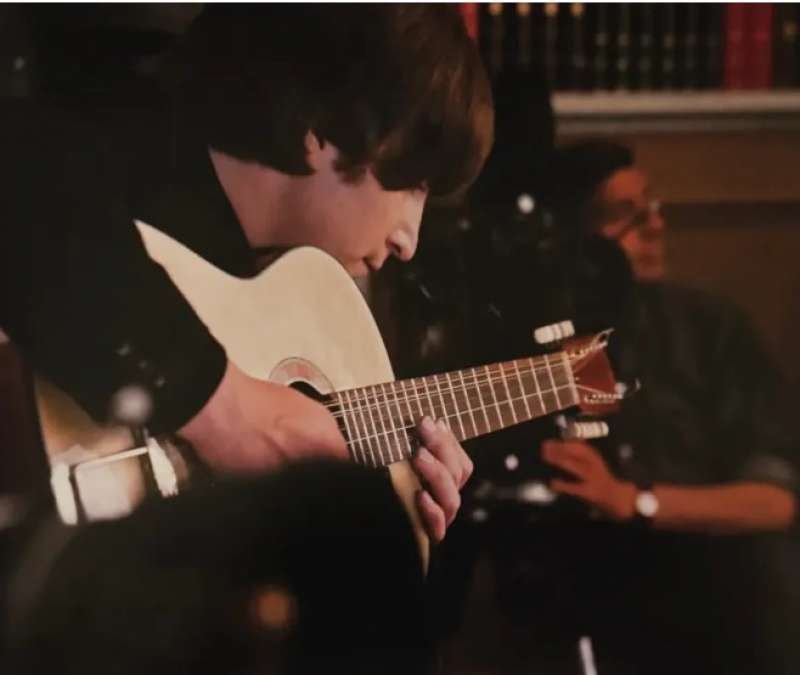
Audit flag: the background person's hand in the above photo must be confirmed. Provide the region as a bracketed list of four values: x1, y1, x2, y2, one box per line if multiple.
[542, 439, 636, 521]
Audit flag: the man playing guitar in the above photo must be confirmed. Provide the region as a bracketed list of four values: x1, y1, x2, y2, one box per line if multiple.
[1, 7, 493, 673]
[0, 5, 492, 544]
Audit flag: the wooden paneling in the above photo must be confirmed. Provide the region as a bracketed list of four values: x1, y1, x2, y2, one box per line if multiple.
[664, 203, 800, 379]
[632, 131, 800, 205]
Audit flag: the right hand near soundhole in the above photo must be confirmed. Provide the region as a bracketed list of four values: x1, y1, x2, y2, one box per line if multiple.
[178, 360, 348, 473]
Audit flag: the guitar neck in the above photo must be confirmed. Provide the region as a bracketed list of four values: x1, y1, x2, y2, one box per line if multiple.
[332, 352, 579, 468]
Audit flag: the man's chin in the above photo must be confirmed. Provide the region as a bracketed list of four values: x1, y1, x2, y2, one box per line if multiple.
[348, 267, 370, 281]
[346, 262, 373, 284]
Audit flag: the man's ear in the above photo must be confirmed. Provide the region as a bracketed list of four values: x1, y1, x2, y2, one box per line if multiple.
[304, 130, 328, 171]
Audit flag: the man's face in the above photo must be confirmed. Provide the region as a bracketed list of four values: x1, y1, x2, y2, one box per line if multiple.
[593, 167, 665, 282]
[278, 140, 426, 279]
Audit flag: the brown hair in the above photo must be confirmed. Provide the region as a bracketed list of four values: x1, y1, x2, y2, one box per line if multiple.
[168, 5, 493, 198]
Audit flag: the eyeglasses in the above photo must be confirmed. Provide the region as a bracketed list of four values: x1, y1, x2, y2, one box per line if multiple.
[600, 199, 662, 241]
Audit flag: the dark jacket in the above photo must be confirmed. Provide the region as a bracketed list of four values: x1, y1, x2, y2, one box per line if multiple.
[0, 101, 257, 434]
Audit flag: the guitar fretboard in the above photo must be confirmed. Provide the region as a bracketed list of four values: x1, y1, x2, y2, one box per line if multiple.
[333, 352, 578, 467]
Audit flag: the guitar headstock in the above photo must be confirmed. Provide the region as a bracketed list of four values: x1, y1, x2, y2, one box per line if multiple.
[562, 329, 629, 416]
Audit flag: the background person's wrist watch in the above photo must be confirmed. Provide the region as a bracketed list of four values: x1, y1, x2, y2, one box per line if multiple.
[631, 482, 659, 527]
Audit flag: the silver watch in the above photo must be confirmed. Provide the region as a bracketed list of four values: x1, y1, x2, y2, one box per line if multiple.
[634, 489, 659, 523]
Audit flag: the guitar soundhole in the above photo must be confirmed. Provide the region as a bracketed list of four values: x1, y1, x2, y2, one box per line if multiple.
[288, 380, 346, 446]
[290, 380, 326, 403]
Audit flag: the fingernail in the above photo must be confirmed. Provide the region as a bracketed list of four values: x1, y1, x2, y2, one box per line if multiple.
[421, 416, 436, 433]
[437, 419, 449, 432]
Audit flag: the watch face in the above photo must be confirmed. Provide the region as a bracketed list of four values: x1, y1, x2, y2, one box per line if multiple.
[636, 491, 659, 518]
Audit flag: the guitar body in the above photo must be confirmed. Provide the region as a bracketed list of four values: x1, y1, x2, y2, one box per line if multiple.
[35, 221, 428, 566]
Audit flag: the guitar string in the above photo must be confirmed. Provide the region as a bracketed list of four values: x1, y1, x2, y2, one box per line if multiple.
[343, 385, 579, 461]
[322, 339, 606, 412]
[325, 370, 578, 419]
[337, 378, 613, 464]
[323, 355, 569, 405]
[344, 380, 615, 467]
[322, 357, 580, 413]
[328, 377, 575, 423]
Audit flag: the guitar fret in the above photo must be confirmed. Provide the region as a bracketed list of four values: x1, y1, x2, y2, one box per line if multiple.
[444, 371, 466, 439]
[409, 377, 425, 420]
[512, 359, 533, 419]
[348, 389, 375, 466]
[484, 365, 505, 428]
[336, 391, 362, 464]
[499, 364, 519, 424]
[432, 374, 450, 428]
[420, 376, 437, 421]
[357, 386, 382, 467]
[399, 379, 416, 428]
[457, 368, 479, 438]
[561, 351, 579, 403]
[385, 382, 412, 459]
[528, 357, 546, 414]
[379, 383, 400, 460]
[543, 353, 563, 410]
[372, 385, 397, 463]
[471, 367, 492, 432]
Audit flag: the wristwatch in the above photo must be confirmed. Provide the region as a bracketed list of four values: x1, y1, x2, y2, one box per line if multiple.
[632, 483, 659, 527]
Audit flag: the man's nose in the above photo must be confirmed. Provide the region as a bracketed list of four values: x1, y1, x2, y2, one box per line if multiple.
[644, 200, 665, 233]
[388, 227, 418, 262]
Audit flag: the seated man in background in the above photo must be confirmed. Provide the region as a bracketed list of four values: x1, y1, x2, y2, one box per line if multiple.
[541, 141, 796, 535]
[464, 141, 799, 675]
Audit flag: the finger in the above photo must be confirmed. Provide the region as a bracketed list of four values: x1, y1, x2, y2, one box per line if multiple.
[541, 452, 593, 481]
[412, 447, 461, 526]
[416, 489, 446, 543]
[418, 417, 471, 487]
[542, 439, 601, 469]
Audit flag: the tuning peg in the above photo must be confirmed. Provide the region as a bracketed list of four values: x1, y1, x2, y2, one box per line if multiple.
[555, 414, 609, 440]
[533, 319, 575, 346]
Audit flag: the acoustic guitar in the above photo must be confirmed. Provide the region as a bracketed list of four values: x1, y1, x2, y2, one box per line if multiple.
[34, 220, 620, 569]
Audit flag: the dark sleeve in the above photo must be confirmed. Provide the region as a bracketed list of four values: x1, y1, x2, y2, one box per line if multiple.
[708, 298, 799, 491]
[0, 108, 226, 434]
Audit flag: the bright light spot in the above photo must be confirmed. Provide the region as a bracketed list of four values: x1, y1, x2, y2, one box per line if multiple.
[578, 636, 599, 675]
[618, 443, 634, 461]
[517, 193, 535, 214]
[518, 481, 557, 504]
[111, 385, 153, 425]
[504, 454, 520, 471]
[251, 585, 297, 633]
[471, 507, 489, 523]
